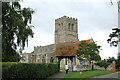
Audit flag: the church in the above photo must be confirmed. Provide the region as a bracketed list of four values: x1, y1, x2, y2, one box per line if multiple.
[21, 16, 94, 67]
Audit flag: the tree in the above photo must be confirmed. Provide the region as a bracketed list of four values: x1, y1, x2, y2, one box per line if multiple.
[107, 28, 120, 47]
[76, 41, 101, 65]
[95, 60, 110, 69]
[106, 56, 120, 70]
[106, 57, 116, 63]
[2, 2, 34, 62]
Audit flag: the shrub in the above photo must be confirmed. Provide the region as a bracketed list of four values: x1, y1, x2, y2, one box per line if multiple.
[2, 62, 59, 79]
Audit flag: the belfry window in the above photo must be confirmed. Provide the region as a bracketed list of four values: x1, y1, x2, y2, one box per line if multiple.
[68, 23, 70, 30]
[72, 24, 74, 30]
[59, 24, 60, 27]
[61, 23, 63, 30]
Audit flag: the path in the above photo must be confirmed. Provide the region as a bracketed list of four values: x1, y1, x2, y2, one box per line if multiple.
[93, 72, 120, 78]
[85, 72, 120, 80]
[46, 70, 71, 80]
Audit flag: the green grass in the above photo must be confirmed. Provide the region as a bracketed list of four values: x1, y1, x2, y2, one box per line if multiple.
[64, 70, 115, 79]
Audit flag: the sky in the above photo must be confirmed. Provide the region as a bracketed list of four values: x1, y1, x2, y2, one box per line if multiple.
[20, 0, 118, 59]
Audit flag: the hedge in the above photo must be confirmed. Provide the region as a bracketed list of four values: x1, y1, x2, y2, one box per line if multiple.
[2, 62, 59, 79]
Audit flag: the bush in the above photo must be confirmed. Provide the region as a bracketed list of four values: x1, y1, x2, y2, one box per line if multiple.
[2, 62, 59, 79]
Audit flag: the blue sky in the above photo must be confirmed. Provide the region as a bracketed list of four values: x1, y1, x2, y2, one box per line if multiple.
[20, 0, 118, 59]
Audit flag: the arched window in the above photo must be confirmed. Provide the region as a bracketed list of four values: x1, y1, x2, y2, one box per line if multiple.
[68, 23, 70, 30]
[42, 56, 45, 63]
[71, 24, 74, 30]
[59, 24, 60, 27]
[37, 59, 40, 62]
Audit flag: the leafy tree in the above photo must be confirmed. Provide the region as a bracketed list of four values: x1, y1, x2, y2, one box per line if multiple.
[2, 2, 34, 62]
[76, 41, 101, 64]
[107, 28, 120, 47]
[96, 57, 120, 70]
[106, 57, 116, 63]
[95, 60, 110, 69]
[106, 57, 118, 69]
[107, 56, 120, 70]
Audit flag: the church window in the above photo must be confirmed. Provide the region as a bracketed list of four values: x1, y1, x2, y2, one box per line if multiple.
[59, 24, 60, 27]
[39, 54, 41, 57]
[45, 54, 46, 56]
[72, 24, 74, 30]
[61, 23, 63, 30]
[42, 56, 45, 63]
[37, 59, 40, 62]
[68, 23, 70, 30]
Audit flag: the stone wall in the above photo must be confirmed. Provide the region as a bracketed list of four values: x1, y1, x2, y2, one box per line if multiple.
[22, 44, 56, 63]
[73, 65, 105, 71]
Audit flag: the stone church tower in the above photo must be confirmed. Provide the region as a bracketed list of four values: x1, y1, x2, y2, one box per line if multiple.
[55, 16, 79, 44]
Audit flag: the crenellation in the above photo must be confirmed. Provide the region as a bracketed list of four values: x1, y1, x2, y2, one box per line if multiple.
[56, 16, 78, 23]
[73, 18, 75, 20]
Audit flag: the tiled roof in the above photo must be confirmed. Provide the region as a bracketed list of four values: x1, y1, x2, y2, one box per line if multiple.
[56, 42, 76, 56]
[56, 39, 92, 57]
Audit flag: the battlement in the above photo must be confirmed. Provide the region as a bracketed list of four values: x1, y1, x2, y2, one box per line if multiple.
[55, 15, 77, 22]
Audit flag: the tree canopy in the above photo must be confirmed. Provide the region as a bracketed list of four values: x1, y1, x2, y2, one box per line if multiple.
[95, 59, 110, 69]
[95, 57, 120, 70]
[107, 28, 120, 47]
[2, 2, 34, 62]
[76, 41, 101, 64]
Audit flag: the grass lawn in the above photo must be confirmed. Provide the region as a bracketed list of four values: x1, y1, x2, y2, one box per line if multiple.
[64, 70, 115, 79]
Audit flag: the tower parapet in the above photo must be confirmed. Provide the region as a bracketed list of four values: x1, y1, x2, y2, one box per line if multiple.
[55, 16, 77, 22]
